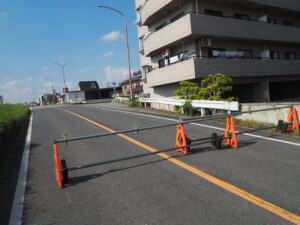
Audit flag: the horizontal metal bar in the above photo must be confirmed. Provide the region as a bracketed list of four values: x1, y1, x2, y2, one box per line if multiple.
[190, 137, 212, 142]
[67, 141, 211, 171]
[236, 125, 279, 135]
[184, 105, 292, 121]
[54, 105, 292, 144]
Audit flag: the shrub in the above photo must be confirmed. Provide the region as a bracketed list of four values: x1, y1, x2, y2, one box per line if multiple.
[129, 97, 140, 107]
[181, 100, 198, 116]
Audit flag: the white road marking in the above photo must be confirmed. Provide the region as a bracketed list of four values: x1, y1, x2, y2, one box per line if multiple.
[9, 112, 33, 225]
[90, 106, 300, 147]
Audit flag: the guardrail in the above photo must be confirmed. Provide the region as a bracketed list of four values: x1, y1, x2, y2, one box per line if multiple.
[114, 97, 239, 112]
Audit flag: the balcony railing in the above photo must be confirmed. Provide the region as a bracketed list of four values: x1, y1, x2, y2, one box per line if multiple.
[145, 52, 300, 87]
[152, 52, 300, 71]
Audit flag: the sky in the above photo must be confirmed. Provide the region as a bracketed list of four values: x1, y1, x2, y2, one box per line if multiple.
[0, 0, 140, 103]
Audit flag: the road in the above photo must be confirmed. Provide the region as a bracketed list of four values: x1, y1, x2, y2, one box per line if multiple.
[19, 103, 300, 225]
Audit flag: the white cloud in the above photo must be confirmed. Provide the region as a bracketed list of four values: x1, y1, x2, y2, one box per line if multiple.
[101, 31, 124, 42]
[5, 80, 24, 88]
[0, 79, 36, 103]
[0, 10, 8, 18]
[102, 51, 114, 57]
[103, 67, 128, 84]
[77, 66, 98, 74]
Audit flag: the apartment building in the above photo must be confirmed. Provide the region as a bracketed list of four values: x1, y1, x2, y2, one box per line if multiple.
[135, 0, 300, 102]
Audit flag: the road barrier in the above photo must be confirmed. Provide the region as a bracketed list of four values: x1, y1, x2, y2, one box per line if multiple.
[53, 106, 299, 189]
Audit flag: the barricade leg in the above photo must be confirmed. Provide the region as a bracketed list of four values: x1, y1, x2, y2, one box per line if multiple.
[223, 117, 238, 148]
[287, 107, 300, 132]
[53, 144, 63, 189]
[175, 124, 190, 155]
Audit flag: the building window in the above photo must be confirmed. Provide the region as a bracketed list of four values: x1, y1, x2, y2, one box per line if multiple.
[234, 13, 250, 20]
[267, 18, 277, 24]
[155, 22, 167, 31]
[204, 9, 223, 17]
[285, 51, 297, 59]
[139, 36, 145, 54]
[283, 20, 295, 26]
[208, 48, 226, 58]
[142, 65, 151, 83]
[170, 12, 185, 23]
[158, 58, 169, 68]
[270, 50, 279, 59]
[237, 49, 253, 58]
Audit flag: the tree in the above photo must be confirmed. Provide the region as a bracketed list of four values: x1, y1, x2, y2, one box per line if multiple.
[174, 81, 202, 100]
[199, 73, 235, 101]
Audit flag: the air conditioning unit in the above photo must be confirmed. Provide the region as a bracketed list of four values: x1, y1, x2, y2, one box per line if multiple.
[200, 38, 212, 47]
[162, 48, 171, 58]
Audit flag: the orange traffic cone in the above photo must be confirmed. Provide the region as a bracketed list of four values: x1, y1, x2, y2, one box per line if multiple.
[53, 144, 63, 189]
[287, 107, 299, 132]
[175, 124, 190, 155]
[224, 117, 238, 148]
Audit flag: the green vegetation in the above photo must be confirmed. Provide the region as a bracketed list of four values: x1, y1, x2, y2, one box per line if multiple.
[213, 118, 274, 130]
[174, 81, 202, 100]
[173, 73, 237, 116]
[181, 100, 198, 117]
[200, 73, 237, 101]
[129, 97, 140, 107]
[174, 73, 237, 101]
[0, 104, 30, 135]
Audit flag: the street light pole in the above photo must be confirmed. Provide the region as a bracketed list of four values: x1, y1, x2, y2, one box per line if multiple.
[98, 5, 133, 99]
[52, 62, 72, 92]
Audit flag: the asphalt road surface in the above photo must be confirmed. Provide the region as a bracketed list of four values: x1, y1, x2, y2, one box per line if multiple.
[20, 103, 300, 225]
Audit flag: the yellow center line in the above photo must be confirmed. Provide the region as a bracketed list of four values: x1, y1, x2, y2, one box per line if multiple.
[58, 107, 300, 225]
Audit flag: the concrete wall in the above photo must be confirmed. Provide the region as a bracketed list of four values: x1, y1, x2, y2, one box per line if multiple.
[66, 92, 85, 103]
[237, 103, 300, 124]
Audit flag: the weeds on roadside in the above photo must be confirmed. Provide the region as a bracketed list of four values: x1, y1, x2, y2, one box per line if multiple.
[0, 104, 30, 134]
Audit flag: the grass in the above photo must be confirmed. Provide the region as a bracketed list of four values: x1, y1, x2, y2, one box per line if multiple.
[213, 117, 300, 137]
[213, 118, 275, 129]
[0, 104, 30, 135]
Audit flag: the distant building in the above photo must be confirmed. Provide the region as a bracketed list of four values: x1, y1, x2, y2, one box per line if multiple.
[39, 93, 57, 105]
[136, 0, 300, 102]
[0, 96, 3, 104]
[78, 81, 115, 99]
[78, 81, 101, 100]
[120, 74, 144, 97]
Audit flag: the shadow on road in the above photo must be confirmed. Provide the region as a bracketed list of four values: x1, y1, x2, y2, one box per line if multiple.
[64, 139, 256, 188]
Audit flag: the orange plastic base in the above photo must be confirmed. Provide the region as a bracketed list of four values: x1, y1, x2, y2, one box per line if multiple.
[287, 107, 299, 132]
[224, 117, 238, 148]
[175, 124, 189, 155]
[53, 144, 63, 189]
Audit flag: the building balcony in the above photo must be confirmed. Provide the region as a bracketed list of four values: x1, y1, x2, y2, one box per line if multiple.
[139, 0, 300, 27]
[147, 57, 197, 87]
[147, 57, 300, 87]
[144, 13, 300, 57]
[140, 0, 180, 26]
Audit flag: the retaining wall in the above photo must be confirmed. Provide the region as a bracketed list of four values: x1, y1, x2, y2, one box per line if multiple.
[237, 102, 300, 124]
